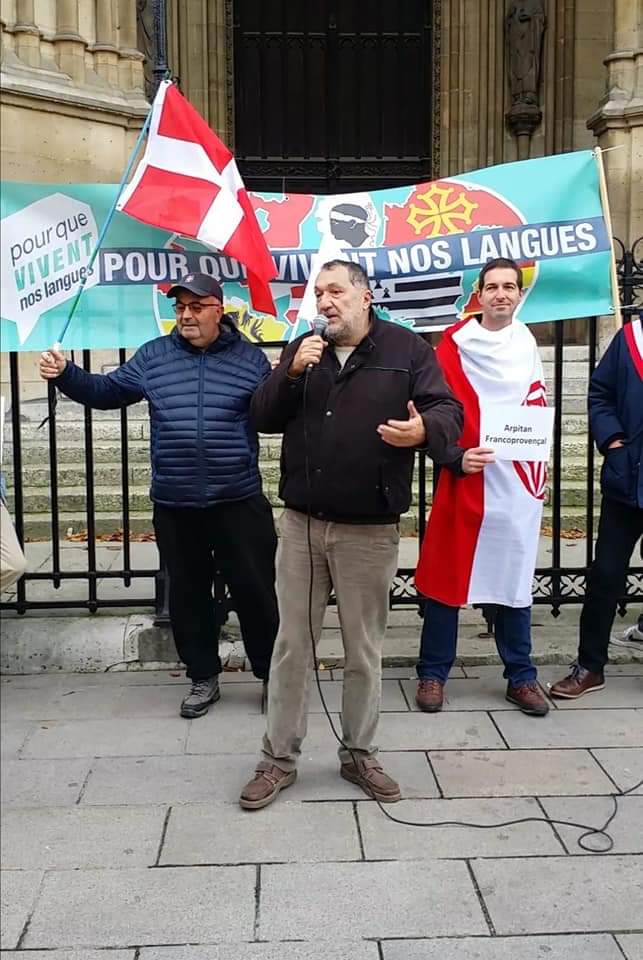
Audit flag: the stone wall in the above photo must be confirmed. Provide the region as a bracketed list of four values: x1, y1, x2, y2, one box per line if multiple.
[0, 0, 149, 398]
[1, 0, 149, 183]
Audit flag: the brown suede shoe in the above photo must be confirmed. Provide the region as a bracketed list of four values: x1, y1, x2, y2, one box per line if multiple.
[506, 681, 549, 716]
[340, 756, 402, 803]
[549, 665, 605, 700]
[416, 678, 444, 712]
[239, 764, 297, 810]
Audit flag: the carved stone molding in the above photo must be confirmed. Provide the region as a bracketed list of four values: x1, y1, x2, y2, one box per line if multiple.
[224, 0, 234, 147]
[432, 0, 441, 178]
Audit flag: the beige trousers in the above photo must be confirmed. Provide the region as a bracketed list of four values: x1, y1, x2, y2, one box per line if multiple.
[0, 501, 26, 594]
[262, 508, 400, 771]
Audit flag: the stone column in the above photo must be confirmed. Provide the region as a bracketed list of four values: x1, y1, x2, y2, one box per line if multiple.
[54, 0, 86, 83]
[588, 0, 643, 245]
[118, 0, 145, 92]
[94, 0, 120, 86]
[167, 0, 232, 142]
[206, 0, 231, 143]
[13, 0, 41, 68]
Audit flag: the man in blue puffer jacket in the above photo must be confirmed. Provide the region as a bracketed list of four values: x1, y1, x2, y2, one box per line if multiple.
[551, 316, 643, 699]
[39, 274, 278, 718]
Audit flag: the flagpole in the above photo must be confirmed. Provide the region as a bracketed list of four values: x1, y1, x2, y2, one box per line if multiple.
[594, 146, 622, 332]
[54, 101, 156, 347]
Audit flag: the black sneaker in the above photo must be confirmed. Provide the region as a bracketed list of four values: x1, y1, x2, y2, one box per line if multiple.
[180, 676, 220, 718]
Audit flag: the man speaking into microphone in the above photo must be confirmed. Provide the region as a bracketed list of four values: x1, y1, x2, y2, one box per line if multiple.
[240, 260, 463, 809]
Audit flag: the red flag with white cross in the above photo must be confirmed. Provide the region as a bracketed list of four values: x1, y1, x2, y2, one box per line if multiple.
[117, 80, 277, 315]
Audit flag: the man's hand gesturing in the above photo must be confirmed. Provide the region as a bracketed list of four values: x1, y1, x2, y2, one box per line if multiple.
[377, 401, 427, 448]
[288, 335, 327, 378]
[39, 348, 67, 380]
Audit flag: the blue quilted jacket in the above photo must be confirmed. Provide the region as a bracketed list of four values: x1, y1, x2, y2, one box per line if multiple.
[54, 321, 271, 507]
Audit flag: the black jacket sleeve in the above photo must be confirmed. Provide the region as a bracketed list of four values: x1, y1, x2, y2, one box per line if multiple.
[410, 337, 464, 464]
[250, 338, 308, 433]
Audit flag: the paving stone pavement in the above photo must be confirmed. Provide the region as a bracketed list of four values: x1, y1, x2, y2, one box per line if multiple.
[1, 667, 642, 956]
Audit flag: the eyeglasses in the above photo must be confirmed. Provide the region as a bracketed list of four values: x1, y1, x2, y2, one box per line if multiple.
[173, 300, 221, 317]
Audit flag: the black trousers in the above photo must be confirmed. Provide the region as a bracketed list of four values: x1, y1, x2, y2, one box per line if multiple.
[153, 495, 279, 681]
[579, 496, 643, 674]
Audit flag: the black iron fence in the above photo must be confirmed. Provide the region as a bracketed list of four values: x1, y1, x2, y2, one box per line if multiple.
[1, 240, 642, 619]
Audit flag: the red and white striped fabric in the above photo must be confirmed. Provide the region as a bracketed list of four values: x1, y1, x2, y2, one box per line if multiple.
[415, 316, 548, 608]
[117, 80, 277, 315]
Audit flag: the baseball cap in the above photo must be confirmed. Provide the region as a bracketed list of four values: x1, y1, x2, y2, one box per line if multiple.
[167, 273, 224, 302]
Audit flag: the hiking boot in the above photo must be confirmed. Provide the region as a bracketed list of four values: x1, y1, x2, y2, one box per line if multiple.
[416, 678, 444, 712]
[340, 756, 402, 803]
[239, 764, 297, 810]
[180, 676, 220, 718]
[549, 664, 605, 700]
[506, 681, 549, 716]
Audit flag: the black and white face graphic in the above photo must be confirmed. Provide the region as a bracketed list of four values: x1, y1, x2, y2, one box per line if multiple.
[316, 194, 379, 249]
[328, 203, 370, 247]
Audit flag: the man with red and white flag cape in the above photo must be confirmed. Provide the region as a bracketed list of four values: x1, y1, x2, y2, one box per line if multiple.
[117, 79, 277, 316]
[414, 257, 550, 716]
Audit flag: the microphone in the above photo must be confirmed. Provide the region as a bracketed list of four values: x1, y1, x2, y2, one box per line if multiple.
[306, 315, 329, 372]
[312, 315, 329, 339]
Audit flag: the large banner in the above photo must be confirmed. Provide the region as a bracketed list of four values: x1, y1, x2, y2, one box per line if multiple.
[0, 150, 616, 352]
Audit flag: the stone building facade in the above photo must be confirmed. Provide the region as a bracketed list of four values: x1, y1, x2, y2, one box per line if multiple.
[1, 1, 640, 238]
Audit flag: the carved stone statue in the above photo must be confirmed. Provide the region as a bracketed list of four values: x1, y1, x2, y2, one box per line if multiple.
[505, 1, 546, 141]
[136, 0, 156, 100]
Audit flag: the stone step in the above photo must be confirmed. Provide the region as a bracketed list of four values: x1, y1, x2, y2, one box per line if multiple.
[17, 505, 598, 541]
[4, 455, 602, 491]
[7, 441, 154, 466]
[8, 485, 425, 514]
[9, 399, 150, 424]
[4, 462, 286, 488]
[4, 409, 587, 463]
[539, 345, 590, 361]
[4, 436, 289, 464]
[7, 478, 599, 525]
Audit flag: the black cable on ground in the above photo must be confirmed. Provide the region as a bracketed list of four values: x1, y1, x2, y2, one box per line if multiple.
[302, 366, 641, 854]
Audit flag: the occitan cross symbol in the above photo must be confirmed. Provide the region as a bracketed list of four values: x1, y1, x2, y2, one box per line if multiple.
[407, 184, 478, 237]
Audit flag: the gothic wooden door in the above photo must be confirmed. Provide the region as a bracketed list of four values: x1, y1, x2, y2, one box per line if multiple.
[233, 0, 434, 194]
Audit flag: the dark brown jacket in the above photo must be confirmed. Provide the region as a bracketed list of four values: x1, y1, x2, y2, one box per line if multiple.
[250, 315, 464, 523]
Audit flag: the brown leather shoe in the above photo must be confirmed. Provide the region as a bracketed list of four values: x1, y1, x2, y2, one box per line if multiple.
[549, 665, 605, 700]
[416, 678, 444, 712]
[506, 681, 549, 716]
[239, 764, 297, 810]
[340, 756, 401, 803]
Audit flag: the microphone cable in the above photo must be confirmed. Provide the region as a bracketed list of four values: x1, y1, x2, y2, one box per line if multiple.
[301, 365, 641, 854]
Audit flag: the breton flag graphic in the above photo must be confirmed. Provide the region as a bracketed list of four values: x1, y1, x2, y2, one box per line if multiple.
[117, 80, 277, 315]
[415, 316, 548, 609]
[372, 273, 463, 329]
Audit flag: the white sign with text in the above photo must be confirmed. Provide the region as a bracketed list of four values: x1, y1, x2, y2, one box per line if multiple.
[480, 404, 555, 461]
[0, 193, 98, 344]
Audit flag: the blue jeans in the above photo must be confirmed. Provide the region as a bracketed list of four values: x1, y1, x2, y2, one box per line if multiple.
[417, 598, 536, 686]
